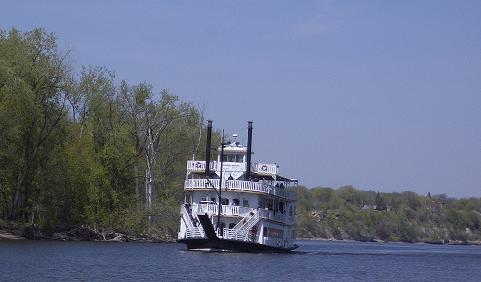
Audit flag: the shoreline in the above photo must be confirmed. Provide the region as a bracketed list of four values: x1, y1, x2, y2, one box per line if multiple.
[0, 230, 25, 240]
[297, 237, 481, 246]
[2, 229, 480, 246]
[0, 230, 175, 243]
[0, 224, 175, 243]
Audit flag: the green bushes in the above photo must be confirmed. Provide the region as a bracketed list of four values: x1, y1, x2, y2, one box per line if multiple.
[296, 186, 481, 242]
[0, 28, 209, 236]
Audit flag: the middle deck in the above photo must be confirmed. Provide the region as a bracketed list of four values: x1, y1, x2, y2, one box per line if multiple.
[184, 178, 297, 200]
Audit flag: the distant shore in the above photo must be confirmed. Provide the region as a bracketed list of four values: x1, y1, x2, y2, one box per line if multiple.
[297, 237, 481, 246]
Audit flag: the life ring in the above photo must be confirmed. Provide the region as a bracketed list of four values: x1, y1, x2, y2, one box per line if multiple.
[195, 162, 202, 169]
[261, 165, 268, 171]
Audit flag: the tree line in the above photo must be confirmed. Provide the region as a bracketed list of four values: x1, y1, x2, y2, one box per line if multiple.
[296, 186, 481, 243]
[0, 28, 215, 238]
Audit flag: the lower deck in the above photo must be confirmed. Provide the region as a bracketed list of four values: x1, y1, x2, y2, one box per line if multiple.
[179, 202, 296, 250]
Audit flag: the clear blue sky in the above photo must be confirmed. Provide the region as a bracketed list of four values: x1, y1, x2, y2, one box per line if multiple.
[2, 1, 480, 197]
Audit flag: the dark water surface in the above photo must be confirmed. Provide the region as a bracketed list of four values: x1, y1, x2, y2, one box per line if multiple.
[1, 240, 481, 281]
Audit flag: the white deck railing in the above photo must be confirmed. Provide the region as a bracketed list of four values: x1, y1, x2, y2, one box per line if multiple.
[195, 203, 252, 217]
[218, 228, 249, 241]
[193, 203, 293, 225]
[187, 160, 217, 172]
[181, 204, 293, 242]
[185, 227, 205, 238]
[186, 161, 278, 176]
[185, 179, 296, 200]
[253, 163, 278, 175]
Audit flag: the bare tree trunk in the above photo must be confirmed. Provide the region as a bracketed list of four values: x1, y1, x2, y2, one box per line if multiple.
[10, 143, 31, 220]
[145, 127, 154, 223]
[11, 173, 26, 220]
[134, 163, 140, 209]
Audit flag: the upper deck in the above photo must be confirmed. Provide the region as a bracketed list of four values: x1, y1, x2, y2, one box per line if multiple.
[184, 124, 298, 201]
[186, 160, 278, 176]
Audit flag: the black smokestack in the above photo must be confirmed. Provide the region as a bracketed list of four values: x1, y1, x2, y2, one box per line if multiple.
[205, 120, 212, 175]
[246, 121, 253, 180]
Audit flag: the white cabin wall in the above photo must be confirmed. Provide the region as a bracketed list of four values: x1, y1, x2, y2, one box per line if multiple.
[191, 191, 218, 203]
[191, 191, 259, 208]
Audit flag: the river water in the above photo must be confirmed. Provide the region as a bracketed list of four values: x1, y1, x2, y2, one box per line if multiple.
[1, 240, 480, 281]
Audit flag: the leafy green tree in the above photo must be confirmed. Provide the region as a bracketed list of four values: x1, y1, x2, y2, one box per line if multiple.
[375, 192, 387, 211]
[0, 27, 212, 238]
[0, 28, 72, 220]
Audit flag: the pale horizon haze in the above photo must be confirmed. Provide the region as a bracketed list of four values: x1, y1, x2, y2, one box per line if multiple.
[1, 1, 480, 197]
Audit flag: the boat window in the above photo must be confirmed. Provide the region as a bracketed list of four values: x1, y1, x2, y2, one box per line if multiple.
[242, 199, 249, 207]
[264, 227, 284, 238]
[222, 154, 244, 163]
[228, 223, 236, 229]
[233, 199, 240, 206]
[221, 198, 229, 205]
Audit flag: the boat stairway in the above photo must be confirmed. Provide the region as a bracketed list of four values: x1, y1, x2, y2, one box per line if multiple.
[233, 209, 260, 235]
[196, 214, 218, 239]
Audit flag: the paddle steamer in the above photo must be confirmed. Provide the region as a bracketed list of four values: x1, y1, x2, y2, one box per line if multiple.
[177, 121, 298, 252]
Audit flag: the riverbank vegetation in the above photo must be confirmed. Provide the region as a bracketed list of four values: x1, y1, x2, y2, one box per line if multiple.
[1, 28, 480, 244]
[0, 28, 216, 240]
[296, 186, 481, 244]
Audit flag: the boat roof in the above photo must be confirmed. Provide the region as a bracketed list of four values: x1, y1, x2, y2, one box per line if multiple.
[217, 141, 248, 153]
[251, 173, 298, 183]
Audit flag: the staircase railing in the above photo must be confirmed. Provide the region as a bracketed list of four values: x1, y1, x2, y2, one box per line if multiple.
[233, 209, 260, 234]
[181, 205, 195, 230]
[181, 205, 206, 238]
[185, 226, 205, 238]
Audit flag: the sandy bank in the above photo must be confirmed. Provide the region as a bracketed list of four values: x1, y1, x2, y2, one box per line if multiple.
[0, 230, 25, 240]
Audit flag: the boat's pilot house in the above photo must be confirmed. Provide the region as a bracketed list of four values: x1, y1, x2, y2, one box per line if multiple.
[219, 141, 247, 164]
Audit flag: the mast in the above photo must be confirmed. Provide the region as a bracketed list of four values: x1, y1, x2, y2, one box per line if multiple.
[205, 120, 212, 175]
[217, 130, 225, 237]
[246, 121, 253, 180]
